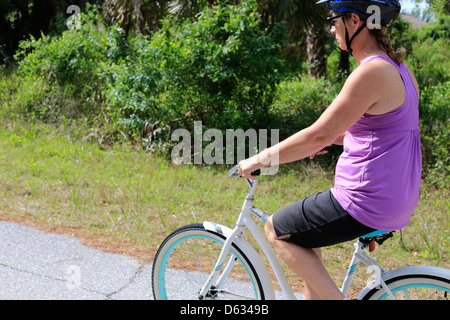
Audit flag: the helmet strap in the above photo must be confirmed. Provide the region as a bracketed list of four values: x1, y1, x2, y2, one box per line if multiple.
[342, 17, 366, 56]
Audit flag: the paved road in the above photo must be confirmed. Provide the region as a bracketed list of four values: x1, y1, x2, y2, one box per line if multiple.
[0, 221, 154, 299]
[0, 220, 303, 300]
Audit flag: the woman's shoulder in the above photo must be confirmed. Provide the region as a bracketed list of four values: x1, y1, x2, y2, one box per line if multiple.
[354, 56, 398, 79]
[345, 57, 406, 115]
[343, 58, 395, 94]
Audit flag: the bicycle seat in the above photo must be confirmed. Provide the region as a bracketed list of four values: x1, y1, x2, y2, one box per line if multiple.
[359, 230, 395, 252]
[360, 230, 392, 239]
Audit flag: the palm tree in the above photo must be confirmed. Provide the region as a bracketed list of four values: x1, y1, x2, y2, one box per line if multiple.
[104, 0, 172, 35]
[103, 0, 330, 77]
[104, 0, 221, 35]
[104, 0, 144, 35]
[167, 0, 218, 20]
[305, 19, 328, 78]
[257, 0, 329, 78]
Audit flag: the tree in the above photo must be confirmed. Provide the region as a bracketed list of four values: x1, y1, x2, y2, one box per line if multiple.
[104, 0, 179, 35]
[257, 0, 329, 78]
[104, 0, 145, 35]
[167, 0, 219, 20]
[419, 0, 449, 16]
[306, 21, 328, 78]
[152, 0, 331, 78]
[0, 0, 93, 61]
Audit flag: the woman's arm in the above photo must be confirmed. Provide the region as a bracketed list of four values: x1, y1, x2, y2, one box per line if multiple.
[331, 131, 347, 145]
[308, 132, 347, 159]
[238, 62, 386, 178]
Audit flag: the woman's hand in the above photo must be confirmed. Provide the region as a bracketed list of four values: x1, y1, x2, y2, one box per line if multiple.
[238, 156, 262, 179]
[309, 148, 329, 159]
[309, 133, 347, 159]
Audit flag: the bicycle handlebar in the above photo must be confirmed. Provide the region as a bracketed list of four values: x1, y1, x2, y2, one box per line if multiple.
[227, 165, 260, 178]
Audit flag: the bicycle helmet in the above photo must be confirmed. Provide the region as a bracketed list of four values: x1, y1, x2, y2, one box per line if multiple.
[316, 0, 401, 55]
[316, 0, 401, 25]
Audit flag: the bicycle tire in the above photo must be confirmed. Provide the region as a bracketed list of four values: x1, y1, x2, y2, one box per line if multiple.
[361, 273, 450, 300]
[152, 223, 265, 300]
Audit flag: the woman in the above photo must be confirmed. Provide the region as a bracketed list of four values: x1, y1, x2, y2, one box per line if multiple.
[238, 0, 422, 300]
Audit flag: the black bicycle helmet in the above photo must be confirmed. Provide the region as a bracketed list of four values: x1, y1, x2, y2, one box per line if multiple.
[316, 0, 401, 25]
[316, 0, 401, 55]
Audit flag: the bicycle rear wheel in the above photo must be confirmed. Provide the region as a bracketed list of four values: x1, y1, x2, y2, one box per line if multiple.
[152, 223, 265, 300]
[362, 273, 450, 300]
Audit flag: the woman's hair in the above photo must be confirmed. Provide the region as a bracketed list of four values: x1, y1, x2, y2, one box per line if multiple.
[339, 12, 406, 64]
[369, 26, 406, 65]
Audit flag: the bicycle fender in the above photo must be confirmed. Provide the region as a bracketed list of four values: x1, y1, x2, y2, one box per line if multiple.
[357, 265, 450, 299]
[203, 221, 276, 299]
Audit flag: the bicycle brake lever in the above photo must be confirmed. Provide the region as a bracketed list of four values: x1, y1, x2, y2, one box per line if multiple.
[227, 165, 240, 178]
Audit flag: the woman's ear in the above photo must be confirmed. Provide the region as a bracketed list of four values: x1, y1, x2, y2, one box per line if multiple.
[351, 13, 363, 30]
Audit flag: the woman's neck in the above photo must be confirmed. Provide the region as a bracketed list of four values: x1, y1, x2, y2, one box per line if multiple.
[351, 37, 387, 66]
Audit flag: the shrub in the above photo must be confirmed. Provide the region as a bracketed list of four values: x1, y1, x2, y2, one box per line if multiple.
[105, 0, 288, 138]
[103, 35, 161, 135]
[1, 2, 447, 187]
[271, 76, 340, 139]
[11, 9, 125, 122]
[419, 81, 450, 188]
[407, 15, 450, 88]
[269, 76, 343, 168]
[406, 16, 450, 187]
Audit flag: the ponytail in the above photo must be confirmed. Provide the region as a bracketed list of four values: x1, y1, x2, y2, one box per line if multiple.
[370, 26, 406, 65]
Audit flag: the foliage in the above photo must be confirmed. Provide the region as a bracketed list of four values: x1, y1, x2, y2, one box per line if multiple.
[10, 9, 112, 121]
[0, 2, 448, 187]
[418, 81, 449, 188]
[388, 15, 415, 57]
[271, 76, 338, 139]
[408, 15, 449, 87]
[270, 76, 344, 168]
[106, 1, 288, 136]
[405, 16, 450, 187]
[0, 119, 447, 283]
[0, 1, 447, 293]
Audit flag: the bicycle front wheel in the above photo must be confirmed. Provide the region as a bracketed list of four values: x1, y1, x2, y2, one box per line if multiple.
[152, 223, 265, 300]
[362, 273, 450, 300]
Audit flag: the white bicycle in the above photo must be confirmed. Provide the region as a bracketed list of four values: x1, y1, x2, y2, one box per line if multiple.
[152, 165, 450, 300]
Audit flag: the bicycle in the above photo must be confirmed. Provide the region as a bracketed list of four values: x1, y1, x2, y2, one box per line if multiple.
[152, 165, 450, 300]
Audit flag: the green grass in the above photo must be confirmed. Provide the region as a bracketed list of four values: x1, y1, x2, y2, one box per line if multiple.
[0, 119, 448, 297]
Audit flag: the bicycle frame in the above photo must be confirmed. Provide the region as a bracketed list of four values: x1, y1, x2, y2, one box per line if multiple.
[342, 238, 395, 299]
[200, 176, 297, 300]
[199, 173, 395, 300]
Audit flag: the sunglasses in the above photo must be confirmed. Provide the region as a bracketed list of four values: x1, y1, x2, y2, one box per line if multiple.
[327, 14, 346, 27]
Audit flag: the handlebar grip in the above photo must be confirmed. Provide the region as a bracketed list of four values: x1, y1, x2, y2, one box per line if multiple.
[251, 169, 261, 176]
[226, 165, 261, 178]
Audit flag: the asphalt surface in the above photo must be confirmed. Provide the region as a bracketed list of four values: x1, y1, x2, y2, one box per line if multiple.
[0, 220, 303, 300]
[0, 220, 154, 300]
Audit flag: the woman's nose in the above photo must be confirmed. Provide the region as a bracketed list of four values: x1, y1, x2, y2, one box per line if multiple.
[330, 25, 336, 34]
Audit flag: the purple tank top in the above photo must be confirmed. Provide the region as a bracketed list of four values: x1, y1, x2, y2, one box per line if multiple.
[331, 55, 422, 231]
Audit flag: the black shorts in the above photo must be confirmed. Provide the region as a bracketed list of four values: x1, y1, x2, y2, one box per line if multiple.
[272, 189, 376, 248]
